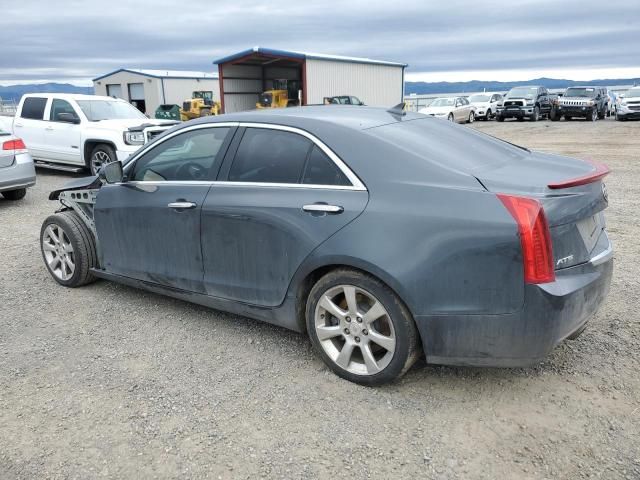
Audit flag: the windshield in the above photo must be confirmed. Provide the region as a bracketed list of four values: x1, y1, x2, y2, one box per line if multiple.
[507, 87, 538, 98]
[77, 100, 147, 121]
[564, 87, 596, 98]
[430, 98, 455, 107]
[468, 94, 490, 102]
[625, 87, 640, 97]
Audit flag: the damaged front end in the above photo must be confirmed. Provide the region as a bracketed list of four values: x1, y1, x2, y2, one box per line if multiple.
[49, 175, 102, 236]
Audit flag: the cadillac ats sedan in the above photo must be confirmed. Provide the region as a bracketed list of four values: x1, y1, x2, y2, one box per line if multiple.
[40, 106, 613, 385]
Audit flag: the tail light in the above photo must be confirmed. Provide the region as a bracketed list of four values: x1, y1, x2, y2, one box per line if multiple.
[2, 138, 27, 151]
[548, 160, 610, 189]
[498, 194, 555, 284]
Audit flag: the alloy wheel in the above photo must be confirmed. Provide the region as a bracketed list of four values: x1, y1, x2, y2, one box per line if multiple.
[468, 112, 474, 123]
[314, 285, 396, 376]
[42, 224, 75, 281]
[448, 113, 454, 122]
[91, 150, 112, 175]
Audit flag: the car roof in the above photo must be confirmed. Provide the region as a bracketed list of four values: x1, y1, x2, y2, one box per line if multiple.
[191, 106, 426, 131]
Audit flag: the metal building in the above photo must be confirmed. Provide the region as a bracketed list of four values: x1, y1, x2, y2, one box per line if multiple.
[93, 69, 219, 116]
[214, 47, 406, 113]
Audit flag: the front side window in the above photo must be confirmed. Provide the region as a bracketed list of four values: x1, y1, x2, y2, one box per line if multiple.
[228, 128, 312, 184]
[131, 127, 230, 182]
[49, 99, 79, 122]
[21, 97, 47, 120]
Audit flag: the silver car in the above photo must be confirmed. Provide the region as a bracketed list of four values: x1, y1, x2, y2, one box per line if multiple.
[0, 128, 36, 200]
[419, 97, 475, 123]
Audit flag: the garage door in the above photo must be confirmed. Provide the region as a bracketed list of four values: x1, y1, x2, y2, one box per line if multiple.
[106, 84, 123, 99]
[128, 83, 145, 100]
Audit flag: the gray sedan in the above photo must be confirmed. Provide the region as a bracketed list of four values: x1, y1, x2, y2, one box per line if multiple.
[39, 107, 613, 385]
[0, 129, 35, 200]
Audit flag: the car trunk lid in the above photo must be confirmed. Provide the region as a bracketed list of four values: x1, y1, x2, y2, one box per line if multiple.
[474, 152, 610, 270]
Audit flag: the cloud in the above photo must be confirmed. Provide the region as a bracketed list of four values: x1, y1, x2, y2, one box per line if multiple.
[1, 0, 639, 84]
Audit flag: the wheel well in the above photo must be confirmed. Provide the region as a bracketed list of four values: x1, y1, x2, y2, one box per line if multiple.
[83, 140, 117, 166]
[294, 264, 413, 334]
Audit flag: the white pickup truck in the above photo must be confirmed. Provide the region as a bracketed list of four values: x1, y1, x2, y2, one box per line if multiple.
[0, 94, 177, 175]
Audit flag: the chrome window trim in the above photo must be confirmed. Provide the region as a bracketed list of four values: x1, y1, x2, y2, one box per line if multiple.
[121, 180, 362, 191]
[122, 121, 367, 192]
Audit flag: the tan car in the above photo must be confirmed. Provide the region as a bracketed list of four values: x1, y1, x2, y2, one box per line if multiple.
[419, 96, 475, 123]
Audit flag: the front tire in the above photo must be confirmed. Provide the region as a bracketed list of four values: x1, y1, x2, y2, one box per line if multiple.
[447, 113, 455, 122]
[89, 144, 117, 176]
[530, 106, 540, 122]
[496, 115, 504, 122]
[40, 211, 98, 287]
[306, 269, 420, 386]
[589, 108, 598, 122]
[467, 111, 475, 123]
[1, 188, 27, 200]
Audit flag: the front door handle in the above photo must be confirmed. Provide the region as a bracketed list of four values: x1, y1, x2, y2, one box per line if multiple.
[303, 204, 344, 214]
[168, 201, 197, 210]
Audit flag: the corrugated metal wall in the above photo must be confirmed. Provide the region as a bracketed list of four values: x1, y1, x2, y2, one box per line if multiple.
[305, 59, 404, 106]
[221, 65, 262, 113]
[161, 78, 219, 106]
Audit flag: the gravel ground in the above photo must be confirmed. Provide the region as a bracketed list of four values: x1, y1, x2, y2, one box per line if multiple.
[1, 116, 639, 479]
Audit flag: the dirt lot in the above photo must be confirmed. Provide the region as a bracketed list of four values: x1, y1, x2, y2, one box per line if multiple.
[1, 117, 639, 480]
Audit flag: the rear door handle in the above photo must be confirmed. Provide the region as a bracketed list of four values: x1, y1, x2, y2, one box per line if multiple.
[303, 204, 344, 214]
[168, 201, 197, 210]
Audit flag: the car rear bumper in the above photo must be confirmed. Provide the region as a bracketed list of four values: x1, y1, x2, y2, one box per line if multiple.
[0, 152, 36, 192]
[415, 243, 613, 367]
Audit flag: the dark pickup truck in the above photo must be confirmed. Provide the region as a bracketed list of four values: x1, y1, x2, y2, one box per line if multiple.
[496, 86, 552, 122]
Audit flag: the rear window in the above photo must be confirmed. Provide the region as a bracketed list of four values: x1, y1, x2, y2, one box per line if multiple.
[21, 97, 47, 120]
[371, 118, 526, 172]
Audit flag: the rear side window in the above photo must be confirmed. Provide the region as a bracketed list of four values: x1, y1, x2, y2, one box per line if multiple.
[228, 128, 312, 183]
[302, 146, 350, 186]
[21, 97, 47, 120]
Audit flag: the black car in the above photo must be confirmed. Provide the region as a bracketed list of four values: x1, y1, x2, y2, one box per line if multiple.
[496, 86, 553, 122]
[555, 87, 609, 122]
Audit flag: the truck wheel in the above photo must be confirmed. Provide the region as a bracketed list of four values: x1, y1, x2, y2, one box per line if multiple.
[306, 269, 421, 386]
[589, 108, 598, 122]
[598, 108, 606, 120]
[530, 106, 539, 122]
[199, 108, 212, 117]
[467, 111, 474, 123]
[496, 115, 504, 122]
[1, 188, 27, 200]
[89, 144, 117, 176]
[40, 210, 98, 287]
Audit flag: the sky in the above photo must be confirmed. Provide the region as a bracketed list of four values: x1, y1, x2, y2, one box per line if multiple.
[2, 0, 639, 86]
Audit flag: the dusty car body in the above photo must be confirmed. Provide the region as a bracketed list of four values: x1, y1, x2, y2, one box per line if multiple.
[40, 106, 613, 385]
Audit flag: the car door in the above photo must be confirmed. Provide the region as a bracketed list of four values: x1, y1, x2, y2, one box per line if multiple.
[14, 96, 48, 159]
[200, 124, 368, 306]
[43, 98, 83, 164]
[94, 124, 235, 292]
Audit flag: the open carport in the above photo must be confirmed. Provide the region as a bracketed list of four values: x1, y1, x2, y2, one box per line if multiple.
[214, 47, 407, 113]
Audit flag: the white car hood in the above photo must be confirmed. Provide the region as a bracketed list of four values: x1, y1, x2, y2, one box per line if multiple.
[86, 118, 175, 132]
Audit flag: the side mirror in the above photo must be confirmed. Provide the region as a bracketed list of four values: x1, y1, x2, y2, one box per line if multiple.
[57, 112, 80, 124]
[99, 160, 124, 183]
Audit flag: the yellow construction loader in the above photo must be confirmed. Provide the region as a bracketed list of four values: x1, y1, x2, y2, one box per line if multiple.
[180, 91, 221, 121]
[256, 90, 291, 109]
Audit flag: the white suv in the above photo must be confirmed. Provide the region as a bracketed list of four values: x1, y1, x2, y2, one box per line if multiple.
[0, 94, 177, 175]
[467, 92, 503, 120]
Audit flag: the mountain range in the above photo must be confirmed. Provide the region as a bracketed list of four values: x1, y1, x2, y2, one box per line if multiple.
[1, 77, 638, 102]
[405, 77, 639, 95]
[0, 83, 92, 102]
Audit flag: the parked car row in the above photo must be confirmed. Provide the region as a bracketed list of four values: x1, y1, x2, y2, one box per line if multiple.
[418, 85, 638, 123]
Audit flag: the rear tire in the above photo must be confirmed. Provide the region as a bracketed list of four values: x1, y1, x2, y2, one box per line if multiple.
[589, 108, 598, 122]
[40, 210, 98, 287]
[89, 144, 117, 176]
[1, 188, 27, 200]
[447, 113, 454, 122]
[306, 269, 421, 386]
[496, 115, 504, 122]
